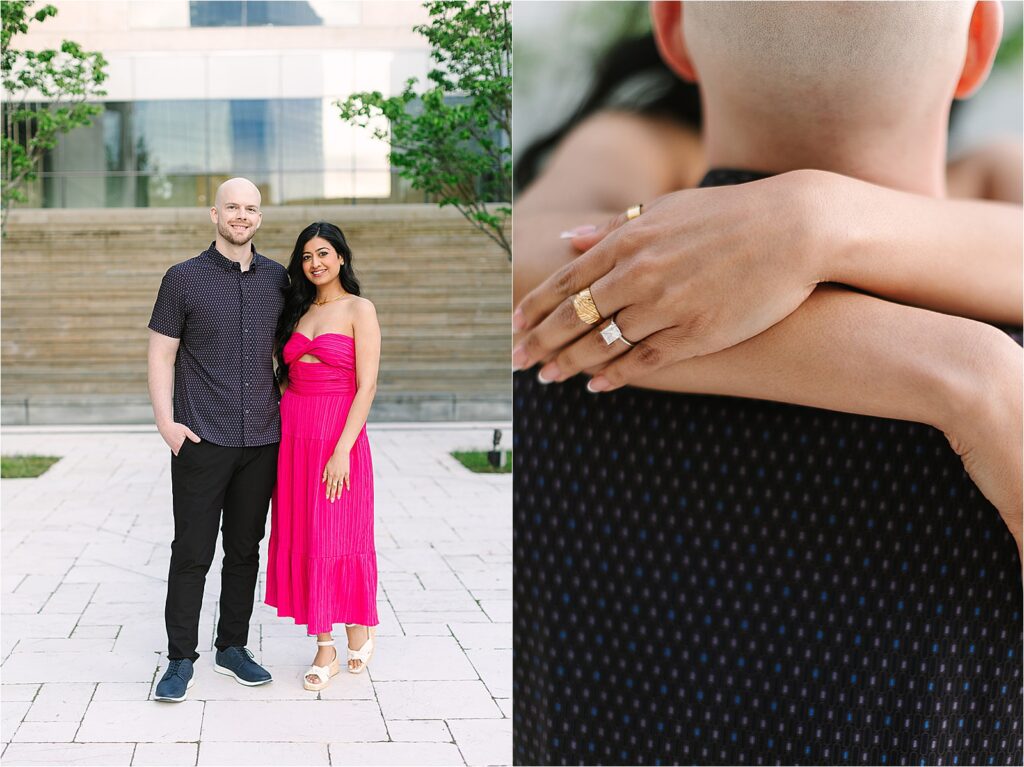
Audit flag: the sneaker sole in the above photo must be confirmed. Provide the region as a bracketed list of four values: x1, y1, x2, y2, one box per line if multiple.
[153, 676, 195, 702]
[213, 663, 272, 686]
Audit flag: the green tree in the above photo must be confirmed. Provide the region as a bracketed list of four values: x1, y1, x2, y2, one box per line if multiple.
[337, 0, 510, 258]
[2, 0, 107, 234]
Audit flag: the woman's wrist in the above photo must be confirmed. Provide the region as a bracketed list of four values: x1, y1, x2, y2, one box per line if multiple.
[934, 321, 1021, 440]
[938, 322, 1023, 547]
[770, 168, 840, 287]
[781, 168, 864, 286]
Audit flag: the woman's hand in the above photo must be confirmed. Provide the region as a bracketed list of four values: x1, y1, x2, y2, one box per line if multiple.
[322, 448, 350, 502]
[512, 170, 824, 391]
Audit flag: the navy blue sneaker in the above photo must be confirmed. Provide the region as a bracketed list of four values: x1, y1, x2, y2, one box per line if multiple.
[213, 646, 272, 686]
[154, 658, 194, 702]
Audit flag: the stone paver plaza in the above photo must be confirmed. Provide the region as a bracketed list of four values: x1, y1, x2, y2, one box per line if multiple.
[1, 424, 511, 766]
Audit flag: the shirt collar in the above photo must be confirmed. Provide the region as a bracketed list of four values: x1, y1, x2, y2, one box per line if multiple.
[203, 241, 261, 271]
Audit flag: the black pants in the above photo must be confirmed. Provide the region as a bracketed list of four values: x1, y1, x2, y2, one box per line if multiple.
[165, 439, 278, 661]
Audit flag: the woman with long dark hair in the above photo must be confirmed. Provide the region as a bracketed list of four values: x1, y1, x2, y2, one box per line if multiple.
[265, 221, 381, 691]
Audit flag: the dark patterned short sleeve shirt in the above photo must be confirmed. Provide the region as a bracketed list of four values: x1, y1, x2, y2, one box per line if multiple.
[149, 242, 288, 447]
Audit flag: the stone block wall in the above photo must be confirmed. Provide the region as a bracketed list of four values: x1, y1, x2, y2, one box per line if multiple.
[1, 205, 510, 424]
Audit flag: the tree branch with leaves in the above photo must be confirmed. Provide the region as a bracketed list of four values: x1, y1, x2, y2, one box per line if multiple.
[337, 0, 511, 258]
[2, 0, 107, 234]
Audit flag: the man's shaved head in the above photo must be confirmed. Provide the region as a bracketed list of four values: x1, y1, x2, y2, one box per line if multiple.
[651, 1, 999, 193]
[682, 1, 974, 130]
[214, 177, 262, 210]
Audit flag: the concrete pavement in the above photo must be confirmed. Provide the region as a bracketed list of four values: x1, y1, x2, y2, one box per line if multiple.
[1, 423, 512, 766]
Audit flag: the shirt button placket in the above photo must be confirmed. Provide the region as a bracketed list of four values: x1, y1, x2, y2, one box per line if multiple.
[239, 270, 248, 446]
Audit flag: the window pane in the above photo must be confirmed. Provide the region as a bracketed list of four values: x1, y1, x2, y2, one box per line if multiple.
[103, 103, 132, 172]
[105, 174, 138, 207]
[55, 117, 106, 173]
[15, 175, 45, 207]
[42, 174, 61, 207]
[228, 100, 276, 171]
[133, 101, 208, 173]
[208, 101, 280, 173]
[190, 1, 323, 28]
[189, 1, 242, 27]
[279, 99, 323, 171]
[141, 174, 210, 207]
[63, 174, 107, 207]
[247, 1, 322, 26]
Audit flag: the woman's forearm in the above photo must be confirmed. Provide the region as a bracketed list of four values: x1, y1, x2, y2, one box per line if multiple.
[335, 386, 377, 454]
[811, 170, 1023, 324]
[632, 284, 1016, 436]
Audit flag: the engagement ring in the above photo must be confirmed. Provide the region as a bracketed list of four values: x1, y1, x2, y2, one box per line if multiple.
[600, 318, 635, 347]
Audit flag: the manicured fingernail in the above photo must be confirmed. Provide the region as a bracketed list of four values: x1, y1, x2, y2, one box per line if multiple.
[559, 224, 597, 239]
[537, 363, 560, 384]
[512, 344, 527, 371]
[512, 308, 526, 331]
[586, 376, 610, 393]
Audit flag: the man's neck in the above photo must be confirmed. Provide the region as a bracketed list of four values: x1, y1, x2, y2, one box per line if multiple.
[702, 105, 950, 198]
[214, 236, 255, 271]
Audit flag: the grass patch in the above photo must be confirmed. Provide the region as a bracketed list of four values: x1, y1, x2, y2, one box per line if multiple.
[1, 455, 61, 479]
[451, 450, 512, 474]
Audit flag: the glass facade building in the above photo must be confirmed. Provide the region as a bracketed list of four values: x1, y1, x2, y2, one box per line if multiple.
[8, 0, 433, 208]
[25, 98, 403, 207]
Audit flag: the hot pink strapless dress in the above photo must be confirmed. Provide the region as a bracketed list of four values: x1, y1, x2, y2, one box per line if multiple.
[266, 331, 378, 632]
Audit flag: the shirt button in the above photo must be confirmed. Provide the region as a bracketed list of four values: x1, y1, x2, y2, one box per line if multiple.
[245, 382, 250, 387]
[245, 409, 250, 414]
[244, 328, 249, 333]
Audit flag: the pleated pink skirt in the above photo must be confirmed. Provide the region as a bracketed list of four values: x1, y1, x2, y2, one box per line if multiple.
[266, 362, 377, 633]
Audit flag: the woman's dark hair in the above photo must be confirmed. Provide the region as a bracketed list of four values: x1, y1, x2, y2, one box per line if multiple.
[514, 32, 703, 192]
[274, 221, 361, 385]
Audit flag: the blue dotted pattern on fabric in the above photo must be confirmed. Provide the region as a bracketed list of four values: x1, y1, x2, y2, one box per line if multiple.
[513, 374, 1022, 765]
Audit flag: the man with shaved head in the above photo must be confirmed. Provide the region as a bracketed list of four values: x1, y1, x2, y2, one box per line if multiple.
[147, 177, 288, 701]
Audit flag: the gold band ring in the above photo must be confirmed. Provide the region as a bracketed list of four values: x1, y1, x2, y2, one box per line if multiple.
[571, 287, 602, 325]
[626, 204, 643, 221]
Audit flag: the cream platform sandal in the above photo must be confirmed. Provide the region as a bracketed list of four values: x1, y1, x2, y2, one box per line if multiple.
[346, 624, 376, 674]
[303, 639, 340, 691]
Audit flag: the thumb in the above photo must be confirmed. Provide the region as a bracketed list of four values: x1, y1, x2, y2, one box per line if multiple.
[186, 428, 201, 443]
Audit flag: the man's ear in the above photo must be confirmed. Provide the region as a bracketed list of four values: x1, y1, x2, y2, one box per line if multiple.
[651, 1, 698, 83]
[209, 206, 218, 224]
[955, 0, 1002, 99]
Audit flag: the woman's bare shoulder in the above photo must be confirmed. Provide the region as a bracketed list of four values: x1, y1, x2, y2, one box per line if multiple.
[563, 110, 698, 151]
[346, 296, 378, 324]
[521, 110, 704, 212]
[348, 295, 376, 311]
